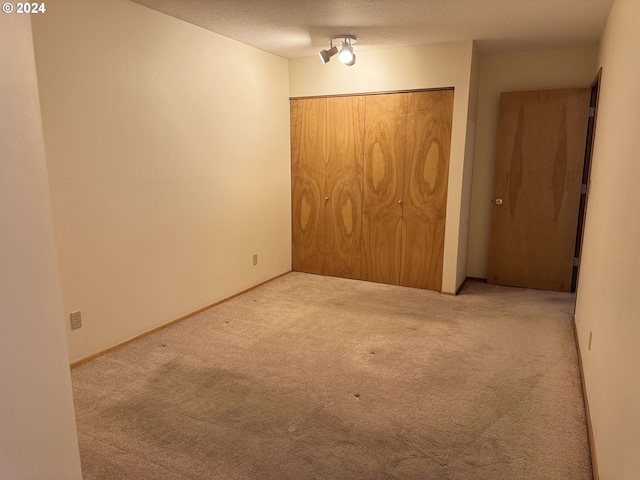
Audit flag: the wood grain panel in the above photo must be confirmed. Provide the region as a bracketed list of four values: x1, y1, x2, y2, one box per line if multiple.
[325, 96, 366, 279]
[400, 90, 453, 291]
[291, 98, 326, 274]
[362, 93, 408, 285]
[487, 88, 590, 291]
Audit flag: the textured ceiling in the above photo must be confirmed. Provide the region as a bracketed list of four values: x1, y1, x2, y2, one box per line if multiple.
[130, 0, 614, 58]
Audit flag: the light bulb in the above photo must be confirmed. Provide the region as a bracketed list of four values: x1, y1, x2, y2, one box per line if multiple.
[338, 41, 354, 64]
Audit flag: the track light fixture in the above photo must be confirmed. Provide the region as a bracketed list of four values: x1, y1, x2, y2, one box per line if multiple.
[319, 35, 356, 66]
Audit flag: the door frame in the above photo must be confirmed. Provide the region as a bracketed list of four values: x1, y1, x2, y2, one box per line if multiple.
[571, 68, 602, 292]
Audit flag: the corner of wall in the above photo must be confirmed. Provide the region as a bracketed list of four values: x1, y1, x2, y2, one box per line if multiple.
[455, 42, 482, 291]
[0, 14, 82, 479]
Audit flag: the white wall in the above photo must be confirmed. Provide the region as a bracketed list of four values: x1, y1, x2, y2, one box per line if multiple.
[467, 47, 598, 278]
[575, 1, 640, 478]
[289, 41, 476, 293]
[456, 44, 481, 286]
[0, 16, 82, 479]
[32, 0, 292, 363]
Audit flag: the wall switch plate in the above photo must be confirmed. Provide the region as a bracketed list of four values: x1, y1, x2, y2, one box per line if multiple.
[588, 330, 593, 351]
[253, 253, 258, 266]
[71, 311, 82, 330]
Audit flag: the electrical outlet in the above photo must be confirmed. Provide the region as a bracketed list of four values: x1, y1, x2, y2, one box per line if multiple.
[253, 253, 258, 266]
[70, 311, 82, 330]
[588, 330, 593, 351]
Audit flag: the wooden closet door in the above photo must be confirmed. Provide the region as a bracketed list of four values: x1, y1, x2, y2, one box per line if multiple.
[400, 90, 453, 291]
[362, 94, 408, 284]
[325, 96, 366, 279]
[291, 98, 326, 274]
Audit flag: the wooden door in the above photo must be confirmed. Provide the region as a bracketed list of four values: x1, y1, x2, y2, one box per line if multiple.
[325, 96, 366, 279]
[400, 90, 453, 291]
[362, 94, 408, 285]
[487, 88, 590, 291]
[291, 98, 326, 274]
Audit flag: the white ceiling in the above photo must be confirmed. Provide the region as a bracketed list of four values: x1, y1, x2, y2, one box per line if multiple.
[131, 0, 614, 59]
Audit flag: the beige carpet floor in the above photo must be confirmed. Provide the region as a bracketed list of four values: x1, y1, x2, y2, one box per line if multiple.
[72, 273, 592, 479]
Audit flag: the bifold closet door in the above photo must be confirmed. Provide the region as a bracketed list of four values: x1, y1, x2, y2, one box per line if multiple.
[400, 90, 453, 291]
[291, 90, 453, 291]
[291, 98, 326, 274]
[362, 93, 408, 285]
[324, 96, 366, 279]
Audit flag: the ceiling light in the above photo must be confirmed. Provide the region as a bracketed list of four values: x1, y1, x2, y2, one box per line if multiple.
[318, 45, 338, 64]
[319, 35, 357, 67]
[338, 40, 354, 64]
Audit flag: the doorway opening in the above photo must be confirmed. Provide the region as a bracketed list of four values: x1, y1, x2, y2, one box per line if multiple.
[572, 68, 602, 292]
